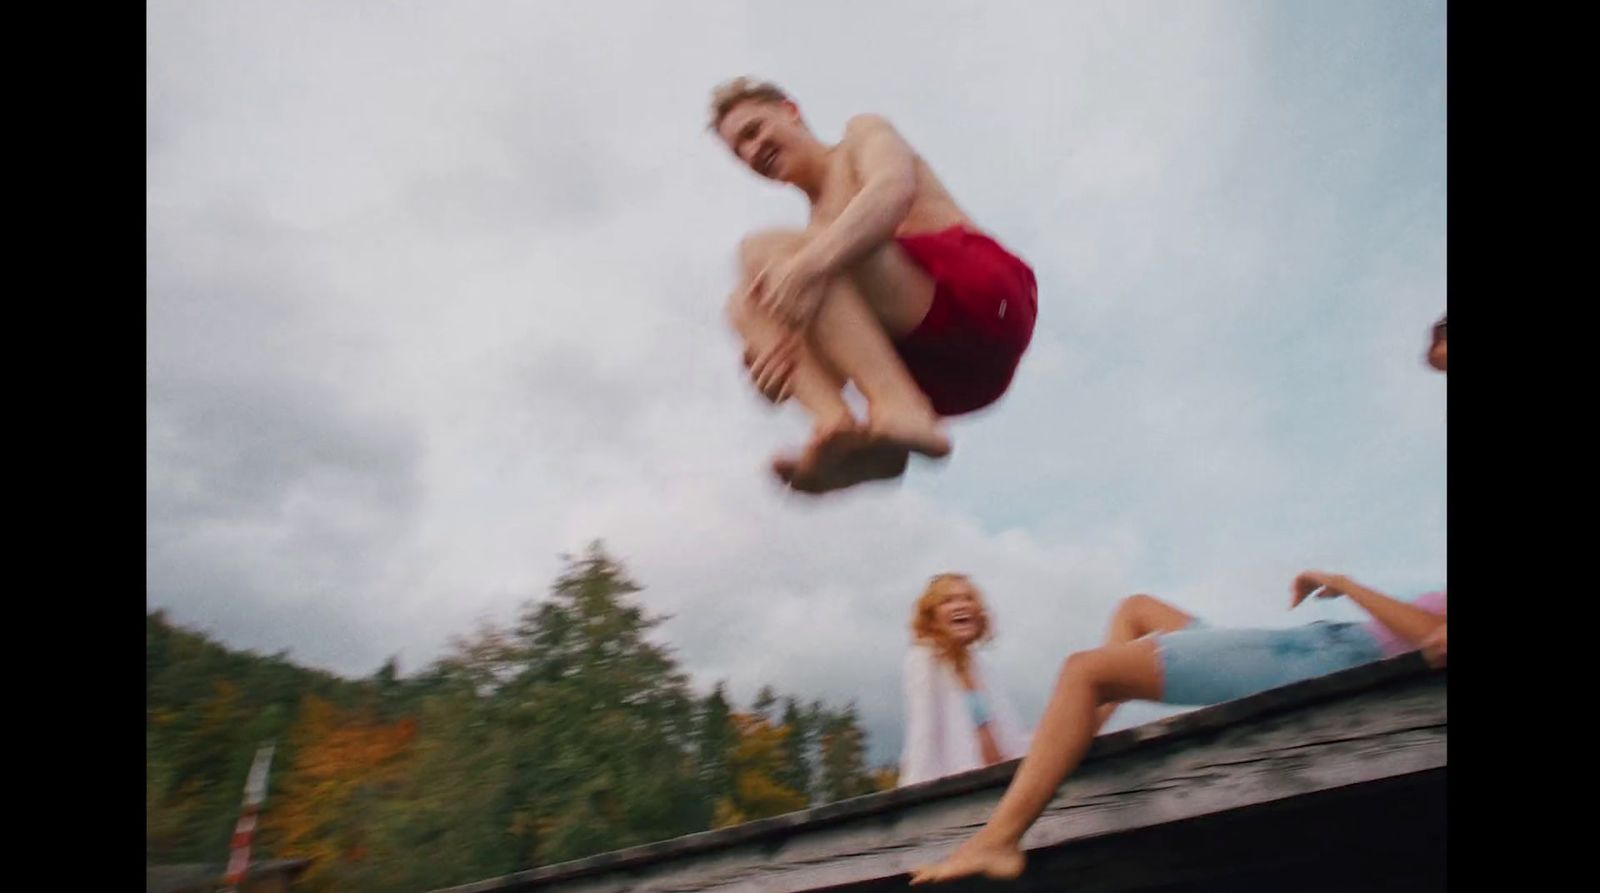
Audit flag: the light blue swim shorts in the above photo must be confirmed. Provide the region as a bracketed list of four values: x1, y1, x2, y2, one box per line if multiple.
[1154, 619, 1385, 706]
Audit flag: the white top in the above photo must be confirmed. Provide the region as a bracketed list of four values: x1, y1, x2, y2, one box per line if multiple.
[898, 643, 1032, 786]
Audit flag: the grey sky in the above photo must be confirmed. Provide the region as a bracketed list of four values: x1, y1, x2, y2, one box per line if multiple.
[147, 0, 1446, 762]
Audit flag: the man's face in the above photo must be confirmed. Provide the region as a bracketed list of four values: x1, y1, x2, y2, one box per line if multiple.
[717, 99, 806, 182]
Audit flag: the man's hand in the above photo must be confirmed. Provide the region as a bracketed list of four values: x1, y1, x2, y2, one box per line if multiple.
[1420, 624, 1447, 668]
[743, 333, 801, 404]
[1290, 570, 1351, 608]
[751, 252, 827, 330]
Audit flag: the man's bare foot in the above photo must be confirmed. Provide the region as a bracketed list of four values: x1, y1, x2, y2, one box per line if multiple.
[771, 414, 864, 493]
[866, 404, 951, 460]
[773, 426, 909, 494]
[907, 835, 1026, 885]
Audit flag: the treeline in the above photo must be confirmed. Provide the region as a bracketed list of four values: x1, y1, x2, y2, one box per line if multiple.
[147, 542, 895, 892]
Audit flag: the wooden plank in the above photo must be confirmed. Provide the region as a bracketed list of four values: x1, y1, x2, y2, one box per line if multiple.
[428, 661, 1444, 893]
[638, 678, 1444, 893]
[783, 770, 1445, 893]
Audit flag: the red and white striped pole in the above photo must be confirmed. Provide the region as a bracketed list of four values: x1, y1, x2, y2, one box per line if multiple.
[222, 741, 276, 893]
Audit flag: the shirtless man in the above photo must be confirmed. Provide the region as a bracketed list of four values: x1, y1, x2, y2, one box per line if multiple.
[710, 78, 1038, 494]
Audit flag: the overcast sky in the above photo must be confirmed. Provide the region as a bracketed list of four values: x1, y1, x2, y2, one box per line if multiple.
[147, 0, 1447, 763]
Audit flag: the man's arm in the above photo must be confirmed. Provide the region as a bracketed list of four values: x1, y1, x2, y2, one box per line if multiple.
[797, 115, 918, 274]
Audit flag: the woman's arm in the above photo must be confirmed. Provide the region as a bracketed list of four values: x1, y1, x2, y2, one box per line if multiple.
[976, 724, 1004, 766]
[1292, 571, 1445, 647]
[1420, 624, 1447, 668]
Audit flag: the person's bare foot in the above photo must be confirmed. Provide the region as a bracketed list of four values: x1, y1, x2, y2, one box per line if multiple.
[775, 428, 911, 494]
[866, 403, 951, 460]
[771, 414, 864, 492]
[907, 834, 1026, 885]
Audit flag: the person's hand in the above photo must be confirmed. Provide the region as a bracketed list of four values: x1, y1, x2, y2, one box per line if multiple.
[750, 252, 827, 330]
[1290, 570, 1350, 608]
[743, 333, 801, 404]
[1420, 624, 1447, 668]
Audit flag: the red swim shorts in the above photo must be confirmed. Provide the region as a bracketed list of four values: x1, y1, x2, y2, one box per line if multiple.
[892, 226, 1037, 416]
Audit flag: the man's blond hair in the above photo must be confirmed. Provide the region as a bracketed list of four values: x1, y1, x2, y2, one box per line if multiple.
[708, 77, 792, 130]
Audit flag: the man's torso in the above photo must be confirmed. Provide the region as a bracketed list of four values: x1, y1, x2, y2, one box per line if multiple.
[807, 121, 975, 238]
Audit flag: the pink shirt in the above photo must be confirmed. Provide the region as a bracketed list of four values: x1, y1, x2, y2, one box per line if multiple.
[1364, 591, 1447, 658]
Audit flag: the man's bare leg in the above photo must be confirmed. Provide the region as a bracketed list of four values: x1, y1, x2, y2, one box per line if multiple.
[908, 641, 1166, 885]
[726, 288, 854, 440]
[1093, 594, 1194, 730]
[802, 271, 950, 453]
[728, 287, 913, 490]
[737, 230, 949, 491]
[733, 292, 915, 493]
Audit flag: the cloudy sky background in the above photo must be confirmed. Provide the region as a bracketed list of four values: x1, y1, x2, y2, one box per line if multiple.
[147, 0, 1447, 762]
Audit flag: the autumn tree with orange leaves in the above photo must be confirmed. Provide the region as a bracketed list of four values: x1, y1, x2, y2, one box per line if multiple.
[262, 697, 416, 890]
[711, 711, 809, 827]
[147, 542, 897, 892]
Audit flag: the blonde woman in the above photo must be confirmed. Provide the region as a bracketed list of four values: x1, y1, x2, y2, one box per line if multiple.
[899, 574, 1031, 786]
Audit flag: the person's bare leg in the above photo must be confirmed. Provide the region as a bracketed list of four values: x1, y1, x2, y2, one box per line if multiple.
[908, 640, 1165, 885]
[819, 238, 952, 459]
[803, 270, 949, 460]
[744, 235, 946, 450]
[737, 230, 948, 492]
[1094, 594, 1194, 730]
[726, 286, 854, 448]
[730, 235, 907, 491]
[750, 315, 909, 494]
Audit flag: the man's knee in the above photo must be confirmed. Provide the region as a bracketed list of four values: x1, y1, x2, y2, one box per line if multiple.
[725, 290, 750, 329]
[724, 285, 769, 337]
[737, 228, 807, 274]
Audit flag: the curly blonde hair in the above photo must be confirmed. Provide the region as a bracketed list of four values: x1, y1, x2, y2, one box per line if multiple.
[910, 573, 993, 675]
[707, 76, 792, 130]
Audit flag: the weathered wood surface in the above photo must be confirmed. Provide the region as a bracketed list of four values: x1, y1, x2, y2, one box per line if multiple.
[826, 770, 1445, 893]
[429, 655, 1445, 893]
